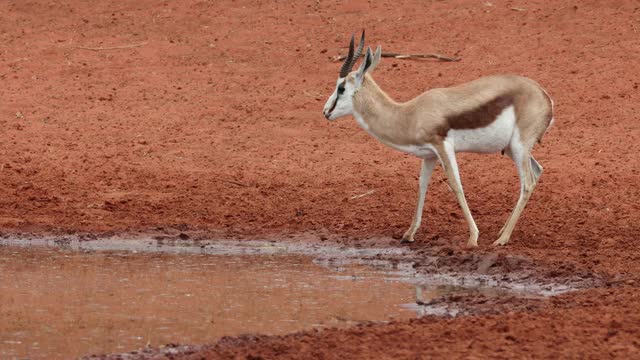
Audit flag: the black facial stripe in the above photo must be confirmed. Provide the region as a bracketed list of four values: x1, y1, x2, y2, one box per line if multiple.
[328, 81, 346, 115]
[328, 96, 338, 114]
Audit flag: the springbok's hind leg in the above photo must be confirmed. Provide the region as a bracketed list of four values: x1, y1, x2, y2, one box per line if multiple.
[496, 153, 544, 237]
[530, 156, 543, 181]
[402, 157, 437, 243]
[494, 148, 541, 246]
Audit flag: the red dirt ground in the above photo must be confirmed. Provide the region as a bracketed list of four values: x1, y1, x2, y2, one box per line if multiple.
[1, 0, 640, 358]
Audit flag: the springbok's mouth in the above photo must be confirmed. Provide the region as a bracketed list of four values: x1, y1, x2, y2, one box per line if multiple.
[326, 98, 338, 118]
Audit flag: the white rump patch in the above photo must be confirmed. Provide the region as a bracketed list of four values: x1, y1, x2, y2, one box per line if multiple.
[447, 105, 516, 153]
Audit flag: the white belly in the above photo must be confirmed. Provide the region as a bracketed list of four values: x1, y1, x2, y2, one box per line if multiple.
[446, 105, 516, 153]
[389, 143, 438, 158]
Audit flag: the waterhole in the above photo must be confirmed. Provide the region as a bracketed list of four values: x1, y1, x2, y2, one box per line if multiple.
[0, 239, 574, 359]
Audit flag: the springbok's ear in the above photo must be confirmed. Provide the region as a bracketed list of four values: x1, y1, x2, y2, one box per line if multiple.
[355, 47, 374, 87]
[367, 46, 382, 73]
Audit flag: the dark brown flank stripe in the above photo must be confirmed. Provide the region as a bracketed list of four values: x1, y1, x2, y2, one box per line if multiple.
[438, 95, 513, 137]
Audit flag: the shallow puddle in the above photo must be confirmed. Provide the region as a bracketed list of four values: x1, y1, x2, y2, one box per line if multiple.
[0, 239, 572, 359]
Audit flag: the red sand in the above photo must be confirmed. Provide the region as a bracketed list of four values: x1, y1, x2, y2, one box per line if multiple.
[2, 0, 640, 358]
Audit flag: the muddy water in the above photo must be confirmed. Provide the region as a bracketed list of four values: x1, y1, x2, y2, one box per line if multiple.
[0, 239, 575, 359]
[0, 245, 425, 359]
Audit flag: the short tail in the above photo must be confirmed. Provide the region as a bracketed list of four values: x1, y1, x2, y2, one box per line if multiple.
[538, 87, 555, 144]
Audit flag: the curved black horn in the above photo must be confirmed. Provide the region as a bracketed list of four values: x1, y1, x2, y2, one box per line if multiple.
[350, 30, 365, 71]
[339, 34, 355, 78]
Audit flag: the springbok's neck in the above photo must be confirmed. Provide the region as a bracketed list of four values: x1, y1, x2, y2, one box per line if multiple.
[352, 74, 411, 145]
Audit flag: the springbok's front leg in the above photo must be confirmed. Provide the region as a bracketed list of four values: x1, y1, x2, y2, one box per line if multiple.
[437, 142, 479, 247]
[402, 157, 437, 243]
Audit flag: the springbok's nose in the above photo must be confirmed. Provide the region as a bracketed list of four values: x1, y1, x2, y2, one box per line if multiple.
[323, 111, 330, 120]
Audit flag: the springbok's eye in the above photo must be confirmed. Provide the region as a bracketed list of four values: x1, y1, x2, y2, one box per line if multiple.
[337, 84, 345, 95]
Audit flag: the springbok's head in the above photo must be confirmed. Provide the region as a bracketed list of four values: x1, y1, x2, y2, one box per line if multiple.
[323, 31, 382, 121]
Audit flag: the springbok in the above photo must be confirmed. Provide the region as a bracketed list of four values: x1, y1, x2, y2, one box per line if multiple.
[322, 31, 554, 247]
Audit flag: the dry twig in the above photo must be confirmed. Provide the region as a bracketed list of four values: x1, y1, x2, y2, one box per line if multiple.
[349, 190, 375, 200]
[333, 51, 460, 62]
[72, 42, 148, 51]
